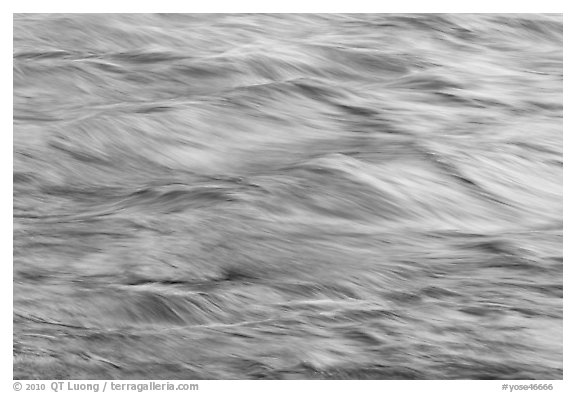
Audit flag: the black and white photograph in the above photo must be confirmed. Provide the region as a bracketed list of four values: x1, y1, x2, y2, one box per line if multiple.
[12, 10, 564, 384]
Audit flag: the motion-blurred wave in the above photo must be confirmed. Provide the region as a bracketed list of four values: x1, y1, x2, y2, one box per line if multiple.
[13, 13, 563, 379]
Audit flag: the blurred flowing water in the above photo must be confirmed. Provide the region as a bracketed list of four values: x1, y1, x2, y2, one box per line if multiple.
[13, 14, 563, 379]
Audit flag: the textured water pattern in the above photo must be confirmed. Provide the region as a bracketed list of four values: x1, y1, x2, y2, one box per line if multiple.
[13, 14, 563, 379]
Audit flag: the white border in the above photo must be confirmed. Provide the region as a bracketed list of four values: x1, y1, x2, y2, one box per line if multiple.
[8, 1, 569, 13]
